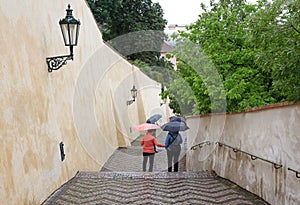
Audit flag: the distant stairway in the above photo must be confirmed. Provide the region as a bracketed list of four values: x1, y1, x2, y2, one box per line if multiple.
[100, 132, 187, 172]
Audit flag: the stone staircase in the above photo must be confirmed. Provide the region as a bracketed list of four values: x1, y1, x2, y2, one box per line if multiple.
[42, 133, 269, 204]
[42, 171, 268, 205]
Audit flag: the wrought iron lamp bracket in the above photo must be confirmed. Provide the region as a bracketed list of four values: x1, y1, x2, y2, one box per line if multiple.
[126, 99, 134, 106]
[46, 53, 73, 72]
[126, 85, 137, 106]
[46, 5, 80, 72]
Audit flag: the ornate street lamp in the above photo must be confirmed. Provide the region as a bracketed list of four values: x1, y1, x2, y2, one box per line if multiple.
[127, 85, 138, 105]
[46, 4, 81, 72]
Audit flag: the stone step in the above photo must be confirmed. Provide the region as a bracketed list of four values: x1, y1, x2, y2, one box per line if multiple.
[42, 171, 269, 205]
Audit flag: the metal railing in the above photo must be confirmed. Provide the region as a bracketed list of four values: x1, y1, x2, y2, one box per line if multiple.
[190, 141, 211, 150]
[190, 141, 300, 178]
[288, 167, 300, 178]
[216, 142, 283, 169]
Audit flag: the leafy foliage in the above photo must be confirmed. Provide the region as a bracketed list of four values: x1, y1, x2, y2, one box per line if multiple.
[87, 0, 167, 64]
[161, 0, 299, 115]
[88, 0, 299, 115]
[163, 38, 227, 115]
[249, 0, 300, 101]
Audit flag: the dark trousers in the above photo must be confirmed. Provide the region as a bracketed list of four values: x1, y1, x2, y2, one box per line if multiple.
[167, 146, 181, 172]
[143, 152, 155, 172]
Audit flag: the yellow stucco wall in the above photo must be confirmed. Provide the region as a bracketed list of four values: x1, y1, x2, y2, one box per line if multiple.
[186, 104, 300, 205]
[0, 0, 170, 204]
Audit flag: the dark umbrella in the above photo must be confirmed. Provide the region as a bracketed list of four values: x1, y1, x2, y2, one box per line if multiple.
[161, 121, 189, 132]
[169, 116, 186, 123]
[146, 114, 162, 124]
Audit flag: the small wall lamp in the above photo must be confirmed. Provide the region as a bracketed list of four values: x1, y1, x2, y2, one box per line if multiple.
[46, 4, 81, 72]
[59, 142, 65, 161]
[127, 85, 137, 106]
[160, 98, 166, 106]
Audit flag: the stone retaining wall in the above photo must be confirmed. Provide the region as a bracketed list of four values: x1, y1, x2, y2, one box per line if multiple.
[0, 0, 169, 204]
[186, 103, 300, 205]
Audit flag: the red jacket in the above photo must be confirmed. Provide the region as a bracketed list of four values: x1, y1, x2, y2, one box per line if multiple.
[141, 133, 165, 153]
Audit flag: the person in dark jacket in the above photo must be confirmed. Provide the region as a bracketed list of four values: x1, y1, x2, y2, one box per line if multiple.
[165, 131, 183, 172]
[141, 129, 165, 172]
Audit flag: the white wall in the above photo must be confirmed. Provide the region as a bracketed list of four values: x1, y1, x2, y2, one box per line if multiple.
[186, 104, 300, 205]
[0, 0, 169, 204]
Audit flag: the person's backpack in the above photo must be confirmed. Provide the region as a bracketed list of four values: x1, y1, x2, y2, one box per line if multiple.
[169, 133, 180, 146]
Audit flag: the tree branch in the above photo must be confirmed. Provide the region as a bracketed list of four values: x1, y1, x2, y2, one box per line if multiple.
[227, 38, 243, 50]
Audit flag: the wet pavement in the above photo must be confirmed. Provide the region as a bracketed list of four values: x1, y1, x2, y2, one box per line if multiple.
[100, 132, 187, 172]
[42, 132, 269, 205]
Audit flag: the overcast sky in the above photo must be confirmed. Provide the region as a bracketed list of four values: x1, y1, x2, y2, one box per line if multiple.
[153, 0, 207, 25]
[153, 0, 257, 25]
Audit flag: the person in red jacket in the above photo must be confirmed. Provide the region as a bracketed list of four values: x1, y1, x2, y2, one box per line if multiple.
[141, 129, 165, 172]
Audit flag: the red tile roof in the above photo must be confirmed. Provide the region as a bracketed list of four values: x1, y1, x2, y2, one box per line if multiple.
[161, 42, 173, 53]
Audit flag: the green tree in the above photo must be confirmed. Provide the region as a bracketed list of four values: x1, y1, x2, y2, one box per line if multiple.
[249, 0, 300, 101]
[87, 0, 167, 64]
[178, 0, 281, 113]
[163, 0, 299, 115]
[161, 38, 227, 115]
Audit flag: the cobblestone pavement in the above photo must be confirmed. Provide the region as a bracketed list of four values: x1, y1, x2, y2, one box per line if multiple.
[42, 132, 269, 205]
[101, 132, 187, 172]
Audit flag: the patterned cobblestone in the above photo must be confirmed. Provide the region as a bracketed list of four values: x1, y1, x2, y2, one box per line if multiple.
[101, 132, 187, 172]
[42, 171, 269, 205]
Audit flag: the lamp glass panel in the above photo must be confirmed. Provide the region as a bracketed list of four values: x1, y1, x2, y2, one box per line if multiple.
[60, 23, 79, 46]
[74, 24, 80, 45]
[60, 24, 69, 46]
[69, 24, 76, 45]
